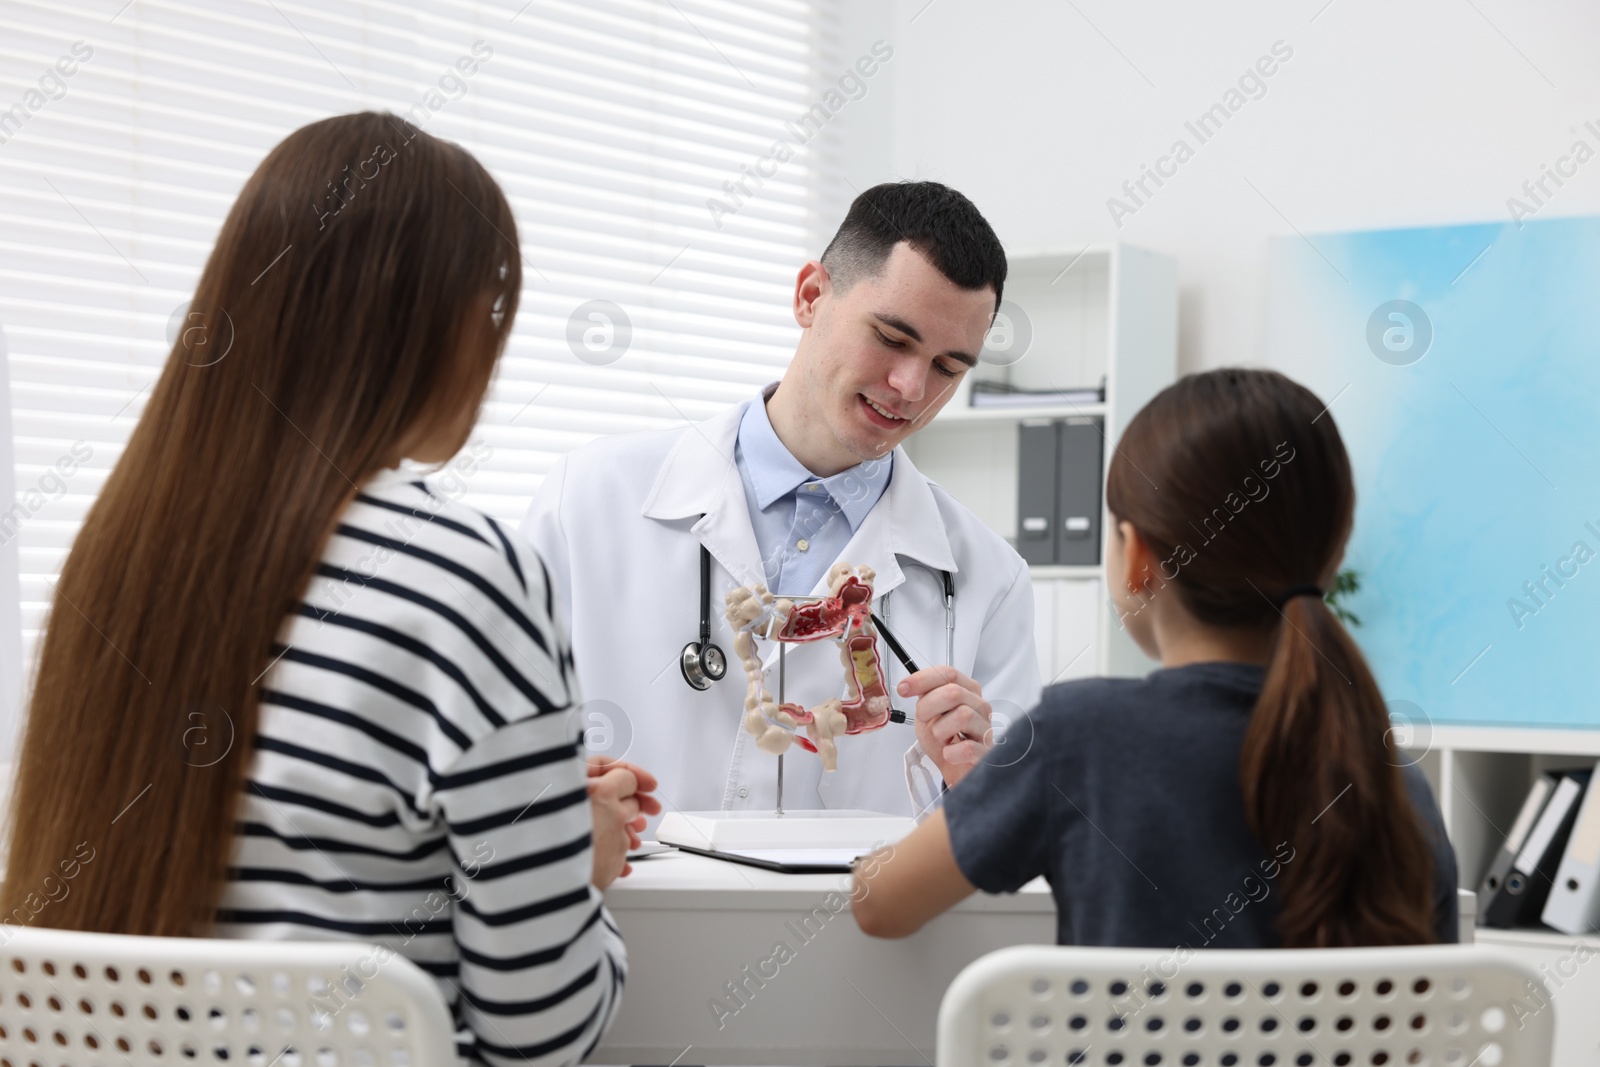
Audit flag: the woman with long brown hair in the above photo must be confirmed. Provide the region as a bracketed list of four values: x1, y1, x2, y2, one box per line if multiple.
[852, 368, 1456, 949]
[2, 112, 651, 1065]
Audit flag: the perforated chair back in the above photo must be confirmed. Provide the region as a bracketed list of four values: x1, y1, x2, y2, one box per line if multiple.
[0, 925, 459, 1066]
[937, 944, 1551, 1067]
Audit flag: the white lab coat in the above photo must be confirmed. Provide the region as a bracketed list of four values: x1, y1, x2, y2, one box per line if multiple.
[520, 399, 1042, 821]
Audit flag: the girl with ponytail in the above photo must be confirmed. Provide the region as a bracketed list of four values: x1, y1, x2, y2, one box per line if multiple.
[853, 368, 1456, 949]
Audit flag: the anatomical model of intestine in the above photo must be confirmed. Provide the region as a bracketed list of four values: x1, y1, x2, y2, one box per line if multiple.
[723, 562, 891, 772]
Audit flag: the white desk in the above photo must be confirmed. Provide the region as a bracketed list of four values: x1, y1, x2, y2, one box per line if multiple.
[592, 849, 1054, 1066]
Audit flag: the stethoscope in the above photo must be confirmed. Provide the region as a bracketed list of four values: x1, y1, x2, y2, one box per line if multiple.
[680, 544, 955, 691]
[680, 545, 731, 690]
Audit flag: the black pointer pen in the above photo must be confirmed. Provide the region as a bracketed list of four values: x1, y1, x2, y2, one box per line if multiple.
[871, 610, 922, 675]
[869, 610, 919, 724]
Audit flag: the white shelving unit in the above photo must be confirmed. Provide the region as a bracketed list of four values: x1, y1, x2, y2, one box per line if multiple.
[902, 244, 1177, 686]
[1401, 726, 1600, 1063]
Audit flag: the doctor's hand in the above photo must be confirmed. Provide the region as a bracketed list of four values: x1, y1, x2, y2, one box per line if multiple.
[901, 666, 992, 788]
[587, 756, 662, 890]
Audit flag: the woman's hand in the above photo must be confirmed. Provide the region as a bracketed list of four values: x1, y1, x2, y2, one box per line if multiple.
[588, 756, 662, 889]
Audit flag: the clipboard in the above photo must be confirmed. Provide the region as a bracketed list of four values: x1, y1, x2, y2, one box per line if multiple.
[669, 843, 865, 874]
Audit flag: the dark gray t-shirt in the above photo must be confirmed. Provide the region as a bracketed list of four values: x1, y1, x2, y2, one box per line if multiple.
[945, 661, 1458, 948]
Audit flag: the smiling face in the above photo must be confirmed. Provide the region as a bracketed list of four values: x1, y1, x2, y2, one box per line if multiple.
[772, 241, 996, 476]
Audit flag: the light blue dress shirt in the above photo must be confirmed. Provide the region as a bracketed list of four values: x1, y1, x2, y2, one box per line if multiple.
[734, 397, 892, 595]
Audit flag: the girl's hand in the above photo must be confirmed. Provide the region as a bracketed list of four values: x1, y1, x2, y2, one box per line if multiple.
[851, 809, 978, 938]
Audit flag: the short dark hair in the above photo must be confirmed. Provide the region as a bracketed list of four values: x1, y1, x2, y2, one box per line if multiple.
[820, 181, 1007, 311]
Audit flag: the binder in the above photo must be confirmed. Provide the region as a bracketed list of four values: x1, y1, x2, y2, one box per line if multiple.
[1015, 417, 1105, 566]
[1016, 420, 1058, 565]
[1482, 768, 1591, 928]
[1476, 772, 1556, 922]
[1057, 418, 1103, 566]
[1542, 759, 1600, 934]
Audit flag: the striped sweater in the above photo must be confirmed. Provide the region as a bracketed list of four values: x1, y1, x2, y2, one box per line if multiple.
[215, 466, 624, 1066]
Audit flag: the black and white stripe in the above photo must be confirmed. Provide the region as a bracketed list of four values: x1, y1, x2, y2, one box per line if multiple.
[216, 468, 624, 1067]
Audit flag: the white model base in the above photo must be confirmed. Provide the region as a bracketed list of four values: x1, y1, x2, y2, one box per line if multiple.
[655, 809, 915, 852]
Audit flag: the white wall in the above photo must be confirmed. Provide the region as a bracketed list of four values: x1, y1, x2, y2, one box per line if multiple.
[831, 0, 1600, 374]
[0, 327, 21, 766]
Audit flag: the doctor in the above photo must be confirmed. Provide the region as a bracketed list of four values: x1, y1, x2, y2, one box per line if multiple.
[522, 181, 1041, 818]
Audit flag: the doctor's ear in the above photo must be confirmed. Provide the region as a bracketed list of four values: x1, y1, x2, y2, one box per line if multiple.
[793, 259, 831, 328]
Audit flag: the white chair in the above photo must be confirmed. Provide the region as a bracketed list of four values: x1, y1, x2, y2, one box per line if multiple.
[938, 944, 1551, 1067]
[0, 925, 458, 1066]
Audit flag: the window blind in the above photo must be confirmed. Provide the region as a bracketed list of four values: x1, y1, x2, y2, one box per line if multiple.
[0, 0, 835, 665]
